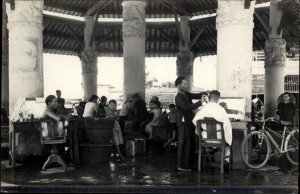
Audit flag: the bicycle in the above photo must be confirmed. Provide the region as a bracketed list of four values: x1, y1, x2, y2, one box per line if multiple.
[241, 117, 299, 169]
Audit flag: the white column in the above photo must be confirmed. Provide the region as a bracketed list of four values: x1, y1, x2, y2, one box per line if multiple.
[177, 16, 193, 92]
[80, 16, 98, 100]
[6, 0, 44, 113]
[6, 0, 44, 161]
[264, 0, 286, 118]
[216, 0, 255, 119]
[6, 0, 44, 111]
[122, 0, 146, 99]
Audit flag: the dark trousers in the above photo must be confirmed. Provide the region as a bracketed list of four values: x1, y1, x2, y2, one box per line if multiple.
[177, 122, 195, 169]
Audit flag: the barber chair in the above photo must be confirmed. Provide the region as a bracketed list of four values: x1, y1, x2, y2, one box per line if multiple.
[197, 117, 233, 174]
[40, 120, 67, 171]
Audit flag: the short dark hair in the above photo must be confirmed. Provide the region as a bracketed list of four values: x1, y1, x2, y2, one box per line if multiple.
[100, 96, 107, 103]
[283, 92, 291, 97]
[108, 99, 117, 105]
[209, 90, 221, 99]
[56, 90, 61, 93]
[89, 94, 99, 102]
[151, 100, 161, 107]
[132, 93, 140, 99]
[169, 104, 176, 108]
[175, 76, 186, 87]
[45, 95, 56, 105]
[151, 96, 159, 101]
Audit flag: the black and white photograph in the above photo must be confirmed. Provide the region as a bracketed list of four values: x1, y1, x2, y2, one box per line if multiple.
[1, 0, 299, 193]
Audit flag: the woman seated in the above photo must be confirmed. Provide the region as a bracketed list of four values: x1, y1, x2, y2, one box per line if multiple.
[145, 100, 162, 140]
[276, 92, 296, 126]
[105, 99, 126, 163]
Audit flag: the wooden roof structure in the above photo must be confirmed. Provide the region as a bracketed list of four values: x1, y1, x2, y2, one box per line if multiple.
[42, 0, 299, 57]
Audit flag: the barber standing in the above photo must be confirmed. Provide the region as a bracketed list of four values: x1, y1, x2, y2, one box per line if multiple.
[175, 76, 206, 172]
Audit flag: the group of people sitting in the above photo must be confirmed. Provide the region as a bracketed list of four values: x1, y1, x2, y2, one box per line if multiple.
[78, 93, 180, 162]
[40, 80, 297, 172]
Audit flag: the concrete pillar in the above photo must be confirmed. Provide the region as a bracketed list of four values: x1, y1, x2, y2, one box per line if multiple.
[176, 16, 193, 92]
[80, 16, 98, 100]
[216, 0, 255, 119]
[122, 0, 146, 99]
[2, 1, 9, 111]
[6, 0, 44, 114]
[6, 0, 44, 161]
[264, 0, 286, 118]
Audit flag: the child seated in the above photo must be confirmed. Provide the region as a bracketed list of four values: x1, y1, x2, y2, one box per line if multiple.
[145, 100, 162, 140]
[105, 99, 126, 163]
[163, 104, 178, 150]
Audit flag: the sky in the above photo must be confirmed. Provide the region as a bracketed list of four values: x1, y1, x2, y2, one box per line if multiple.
[43, 54, 217, 99]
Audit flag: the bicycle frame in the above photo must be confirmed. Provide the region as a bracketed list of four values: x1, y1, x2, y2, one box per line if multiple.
[255, 119, 294, 154]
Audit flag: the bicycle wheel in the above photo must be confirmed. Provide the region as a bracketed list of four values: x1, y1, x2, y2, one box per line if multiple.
[241, 131, 271, 169]
[285, 129, 299, 165]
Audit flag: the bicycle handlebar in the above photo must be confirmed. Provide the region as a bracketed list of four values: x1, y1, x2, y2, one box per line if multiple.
[255, 117, 275, 123]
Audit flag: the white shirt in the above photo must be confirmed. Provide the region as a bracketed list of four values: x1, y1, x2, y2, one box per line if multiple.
[83, 102, 98, 118]
[192, 102, 232, 146]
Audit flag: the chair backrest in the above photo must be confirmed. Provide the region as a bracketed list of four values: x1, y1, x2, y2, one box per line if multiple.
[40, 119, 66, 144]
[84, 118, 114, 144]
[197, 117, 225, 144]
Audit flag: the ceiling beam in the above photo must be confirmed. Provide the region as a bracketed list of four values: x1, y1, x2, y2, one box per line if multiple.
[96, 29, 116, 46]
[189, 26, 206, 49]
[89, 9, 101, 47]
[86, 0, 112, 16]
[43, 14, 216, 29]
[174, 12, 185, 46]
[157, 28, 179, 50]
[160, 0, 191, 16]
[254, 11, 271, 34]
[66, 24, 84, 49]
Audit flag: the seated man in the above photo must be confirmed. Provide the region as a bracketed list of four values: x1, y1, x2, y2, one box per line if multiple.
[192, 90, 232, 170]
[83, 94, 98, 119]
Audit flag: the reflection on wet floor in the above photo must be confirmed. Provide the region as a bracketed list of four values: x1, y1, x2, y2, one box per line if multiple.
[1, 152, 298, 190]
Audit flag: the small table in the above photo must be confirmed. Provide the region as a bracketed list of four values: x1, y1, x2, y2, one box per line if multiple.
[9, 120, 79, 167]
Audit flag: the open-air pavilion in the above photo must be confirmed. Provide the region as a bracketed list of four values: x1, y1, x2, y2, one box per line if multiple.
[1, 0, 299, 193]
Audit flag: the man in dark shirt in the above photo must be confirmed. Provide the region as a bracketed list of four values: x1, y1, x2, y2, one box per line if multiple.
[96, 96, 108, 118]
[276, 92, 296, 126]
[175, 76, 206, 172]
[56, 90, 66, 115]
[131, 93, 148, 135]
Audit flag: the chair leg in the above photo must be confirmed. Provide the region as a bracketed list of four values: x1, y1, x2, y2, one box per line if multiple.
[42, 155, 53, 171]
[198, 145, 201, 172]
[56, 155, 67, 171]
[221, 146, 224, 175]
[230, 146, 233, 170]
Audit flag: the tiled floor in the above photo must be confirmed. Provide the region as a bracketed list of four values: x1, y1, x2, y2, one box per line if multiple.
[1, 151, 298, 193]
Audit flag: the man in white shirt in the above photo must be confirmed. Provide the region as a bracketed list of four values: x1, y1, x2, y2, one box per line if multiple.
[192, 90, 232, 169]
[83, 94, 99, 118]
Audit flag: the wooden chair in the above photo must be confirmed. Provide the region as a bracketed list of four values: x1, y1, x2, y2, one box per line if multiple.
[197, 117, 233, 174]
[40, 120, 67, 171]
[80, 118, 114, 163]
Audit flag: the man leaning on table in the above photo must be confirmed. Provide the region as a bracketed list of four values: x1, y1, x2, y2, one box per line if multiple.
[192, 90, 232, 171]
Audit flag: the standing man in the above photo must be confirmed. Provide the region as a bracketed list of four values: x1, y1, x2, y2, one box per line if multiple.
[56, 90, 66, 114]
[175, 76, 206, 172]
